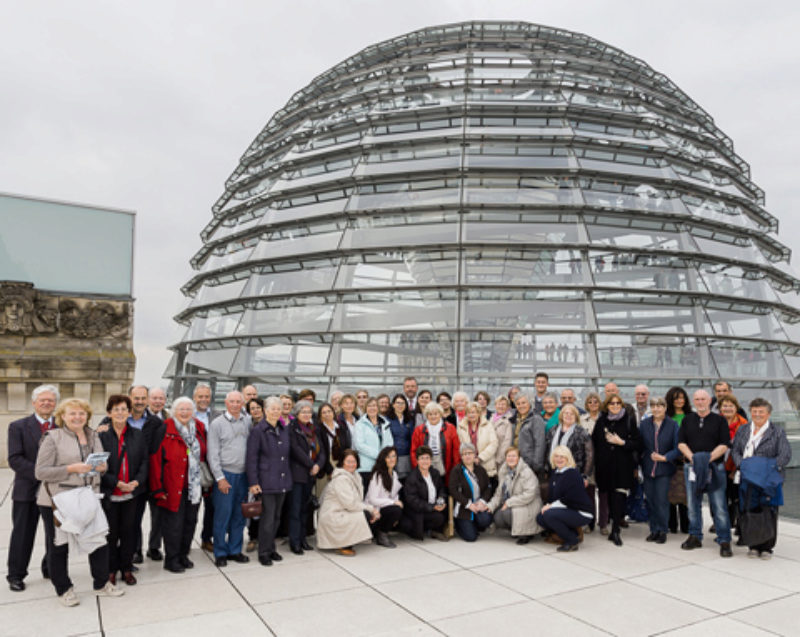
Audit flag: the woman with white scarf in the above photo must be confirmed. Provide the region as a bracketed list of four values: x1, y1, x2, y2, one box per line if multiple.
[730, 398, 792, 559]
[544, 405, 593, 486]
[150, 396, 208, 574]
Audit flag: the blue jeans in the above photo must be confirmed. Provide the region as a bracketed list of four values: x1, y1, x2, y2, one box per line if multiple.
[643, 474, 670, 534]
[684, 463, 731, 543]
[454, 511, 493, 542]
[212, 471, 248, 557]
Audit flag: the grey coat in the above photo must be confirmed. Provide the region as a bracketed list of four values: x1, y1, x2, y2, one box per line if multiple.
[731, 423, 792, 474]
[488, 458, 542, 536]
[518, 414, 547, 476]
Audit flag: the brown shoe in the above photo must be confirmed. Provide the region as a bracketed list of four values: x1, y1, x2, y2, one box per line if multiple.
[108, 572, 116, 585]
[122, 571, 137, 586]
[201, 541, 214, 552]
[336, 547, 356, 557]
[544, 533, 564, 545]
[577, 527, 585, 543]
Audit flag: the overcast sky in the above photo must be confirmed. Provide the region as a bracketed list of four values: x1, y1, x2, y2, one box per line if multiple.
[2, 1, 799, 388]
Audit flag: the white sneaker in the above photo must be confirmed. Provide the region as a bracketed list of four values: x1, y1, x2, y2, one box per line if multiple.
[60, 587, 80, 607]
[747, 549, 759, 558]
[760, 550, 773, 561]
[95, 581, 125, 597]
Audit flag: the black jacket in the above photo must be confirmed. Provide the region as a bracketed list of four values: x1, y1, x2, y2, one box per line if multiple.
[449, 463, 493, 520]
[402, 467, 445, 538]
[7, 414, 50, 502]
[317, 421, 349, 476]
[547, 468, 593, 513]
[592, 410, 640, 491]
[289, 421, 327, 484]
[99, 425, 149, 498]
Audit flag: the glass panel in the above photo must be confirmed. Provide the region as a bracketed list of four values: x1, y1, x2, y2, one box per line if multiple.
[347, 188, 460, 210]
[587, 225, 681, 250]
[249, 232, 343, 261]
[186, 311, 243, 341]
[339, 223, 458, 249]
[202, 245, 256, 271]
[705, 307, 788, 340]
[692, 236, 769, 265]
[698, 263, 779, 302]
[464, 250, 587, 286]
[464, 186, 581, 206]
[595, 334, 712, 376]
[463, 298, 586, 330]
[184, 349, 237, 375]
[582, 189, 688, 215]
[327, 333, 456, 374]
[331, 296, 457, 331]
[708, 340, 792, 381]
[460, 331, 596, 376]
[588, 251, 702, 291]
[336, 256, 458, 288]
[463, 212, 580, 244]
[188, 279, 248, 309]
[241, 267, 337, 298]
[236, 305, 334, 336]
[230, 343, 330, 374]
[593, 299, 708, 334]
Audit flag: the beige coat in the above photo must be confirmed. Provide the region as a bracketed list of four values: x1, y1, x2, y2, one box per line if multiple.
[316, 468, 374, 550]
[491, 414, 514, 468]
[457, 417, 500, 477]
[488, 458, 542, 537]
[35, 426, 105, 507]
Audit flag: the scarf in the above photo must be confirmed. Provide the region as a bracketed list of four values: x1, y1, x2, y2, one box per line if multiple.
[607, 407, 627, 422]
[461, 465, 479, 520]
[501, 466, 516, 502]
[297, 419, 320, 462]
[468, 421, 479, 447]
[549, 423, 576, 459]
[174, 419, 202, 505]
[426, 421, 443, 455]
[544, 408, 561, 433]
[744, 422, 770, 459]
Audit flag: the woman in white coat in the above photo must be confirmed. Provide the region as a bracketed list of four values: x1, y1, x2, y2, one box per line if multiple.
[316, 450, 377, 556]
[488, 446, 542, 544]
[457, 402, 499, 481]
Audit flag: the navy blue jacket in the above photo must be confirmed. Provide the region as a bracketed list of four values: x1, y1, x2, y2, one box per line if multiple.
[387, 415, 414, 456]
[246, 420, 292, 494]
[7, 414, 52, 502]
[639, 416, 680, 479]
[547, 467, 593, 513]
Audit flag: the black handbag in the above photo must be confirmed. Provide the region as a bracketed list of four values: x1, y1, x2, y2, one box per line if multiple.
[739, 487, 778, 547]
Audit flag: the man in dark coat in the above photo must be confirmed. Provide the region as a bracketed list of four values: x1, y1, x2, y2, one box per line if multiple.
[6, 384, 59, 591]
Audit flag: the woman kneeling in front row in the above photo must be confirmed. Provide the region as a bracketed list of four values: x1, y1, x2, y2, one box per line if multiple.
[400, 445, 448, 541]
[450, 443, 493, 541]
[537, 445, 593, 552]
[488, 446, 542, 544]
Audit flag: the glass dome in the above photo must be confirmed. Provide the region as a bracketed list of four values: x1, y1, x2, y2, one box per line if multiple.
[166, 21, 800, 424]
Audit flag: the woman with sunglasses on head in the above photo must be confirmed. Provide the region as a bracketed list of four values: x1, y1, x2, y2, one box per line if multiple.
[591, 392, 640, 546]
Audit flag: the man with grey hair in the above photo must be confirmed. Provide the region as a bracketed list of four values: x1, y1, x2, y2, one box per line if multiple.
[6, 384, 59, 591]
[207, 390, 251, 567]
[147, 387, 170, 421]
[193, 383, 221, 551]
[633, 384, 651, 425]
[677, 389, 733, 557]
[242, 385, 258, 403]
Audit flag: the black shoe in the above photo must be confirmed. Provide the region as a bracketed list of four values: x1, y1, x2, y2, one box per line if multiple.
[557, 543, 578, 552]
[646, 532, 658, 542]
[131, 564, 139, 572]
[164, 563, 185, 574]
[290, 545, 304, 555]
[41, 564, 49, 579]
[147, 549, 163, 561]
[516, 535, 531, 545]
[681, 535, 702, 550]
[179, 556, 194, 569]
[608, 531, 623, 546]
[132, 551, 143, 564]
[709, 524, 716, 534]
[736, 537, 747, 546]
[228, 553, 250, 563]
[720, 542, 733, 558]
[259, 556, 273, 566]
[8, 578, 25, 592]
[620, 520, 629, 528]
[655, 532, 667, 544]
[300, 540, 313, 551]
[215, 557, 228, 567]
[270, 551, 283, 562]
[375, 531, 396, 548]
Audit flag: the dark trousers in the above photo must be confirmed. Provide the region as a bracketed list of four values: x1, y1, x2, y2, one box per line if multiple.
[7, 500, 48, 582]
[201, 492, 214, 543]
[258, 492, 286, 559]
[537, 508, 587, 546]
[643, 475, 670, 534]
[104, 498, 137, 573]
[133, 493, 146, 554]
[602, 489, 627, 534]
[669, 503, 689, 533]
[39, 506, 109, 596]
[161, 494, 200, 570]
[454, 511, 493, 542]
[288, 481, 314, 548]
[147, 498, 163, 551]
[359, 471, 371, 492]
[369, 505, 403, 535]
[248, 517, 259, 541]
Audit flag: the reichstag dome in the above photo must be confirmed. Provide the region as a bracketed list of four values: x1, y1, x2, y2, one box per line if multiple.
[166, 21, 800, 421]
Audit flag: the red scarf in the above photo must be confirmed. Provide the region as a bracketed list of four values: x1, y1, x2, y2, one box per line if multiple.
[112, 426, 129, 496]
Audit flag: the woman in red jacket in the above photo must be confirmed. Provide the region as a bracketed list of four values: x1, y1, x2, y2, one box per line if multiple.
[719, 394, 747, 539]
[150, 396, 208, 574]
[410, 402, 460, 485]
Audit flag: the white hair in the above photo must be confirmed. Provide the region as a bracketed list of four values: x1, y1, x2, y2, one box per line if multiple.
[172, 396, 195, 412]
[264, 396, 282, 410]
[452, 391, 469, 403]
[32, 384, 60, 403]
[424, 402, 444, 417]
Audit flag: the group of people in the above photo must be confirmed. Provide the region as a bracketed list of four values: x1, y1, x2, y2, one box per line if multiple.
[5, 375, 792, 606]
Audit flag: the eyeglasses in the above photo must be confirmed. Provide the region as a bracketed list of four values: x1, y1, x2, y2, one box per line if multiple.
[608, 401, 622, 406]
